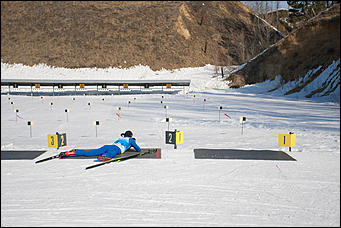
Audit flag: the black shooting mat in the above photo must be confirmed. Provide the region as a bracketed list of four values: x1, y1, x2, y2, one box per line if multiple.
[1, 150, 47, 160]
[194, 148, 296, 161]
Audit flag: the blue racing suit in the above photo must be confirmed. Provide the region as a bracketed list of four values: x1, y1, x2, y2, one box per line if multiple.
[75, 137, 141, 159]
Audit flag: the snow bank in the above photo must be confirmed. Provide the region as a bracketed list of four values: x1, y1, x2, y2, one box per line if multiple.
[234, 59, 340, 103]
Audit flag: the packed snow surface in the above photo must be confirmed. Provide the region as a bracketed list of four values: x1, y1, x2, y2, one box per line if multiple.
[1, 63, 340, 226]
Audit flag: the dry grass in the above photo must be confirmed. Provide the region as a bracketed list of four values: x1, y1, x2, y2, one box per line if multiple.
[227, 3, 340, 88]
[1, 1, 282, 71]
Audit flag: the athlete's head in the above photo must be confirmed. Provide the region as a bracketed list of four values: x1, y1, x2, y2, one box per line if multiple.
[121, 130, 133, 138]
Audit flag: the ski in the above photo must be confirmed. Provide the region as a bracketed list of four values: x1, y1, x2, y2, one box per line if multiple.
[35, 149, 77, 163]
[35, 154, 60, 163]
[85, 148, 158, 170]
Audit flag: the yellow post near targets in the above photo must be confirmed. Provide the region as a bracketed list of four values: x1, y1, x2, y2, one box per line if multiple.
[48, 134, 59, 148]
[278, 133, 296, 151]
[165, 129, 183, 149]
[166, 84, 172, 88]
[176, 131, 184, 144]
[48, 133, 67, 149]
[79, 83, 85, 88]
[35, 84, 40, 88]
[123, 84, 129, 88]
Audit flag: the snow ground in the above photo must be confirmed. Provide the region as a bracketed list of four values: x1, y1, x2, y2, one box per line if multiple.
[1, 63, 340, 226]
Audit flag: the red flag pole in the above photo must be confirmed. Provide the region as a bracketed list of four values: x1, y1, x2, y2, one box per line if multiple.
[224, 113, 231, 119]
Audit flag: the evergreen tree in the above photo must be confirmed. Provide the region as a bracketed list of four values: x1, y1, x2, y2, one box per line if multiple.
[287, 1, 333, 23]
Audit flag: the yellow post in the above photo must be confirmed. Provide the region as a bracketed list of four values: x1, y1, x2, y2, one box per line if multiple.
[14, 109, 19, 121]
[278, 133, 296, 151]
[176, 131, 184, 145]
[48, 134, 59, 148]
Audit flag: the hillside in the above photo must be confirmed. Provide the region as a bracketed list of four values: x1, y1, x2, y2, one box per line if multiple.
[1, 1, 283, 70]
[227, 3, 340, 101]
[262, 9, 293, 36]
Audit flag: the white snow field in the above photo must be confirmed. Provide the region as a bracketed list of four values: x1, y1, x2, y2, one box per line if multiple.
[1, 63, 340, 226]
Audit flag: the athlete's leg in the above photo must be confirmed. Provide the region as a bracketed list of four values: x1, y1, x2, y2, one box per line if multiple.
[102, 146, 121, 158]
[75, 145, 112, 157]
[97, 146, 122, 161]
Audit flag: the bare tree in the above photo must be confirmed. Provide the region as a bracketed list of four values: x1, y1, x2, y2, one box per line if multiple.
[275, 1, 280, 23]
[213, 51, 219, 76]
[237, 30, 246, 62]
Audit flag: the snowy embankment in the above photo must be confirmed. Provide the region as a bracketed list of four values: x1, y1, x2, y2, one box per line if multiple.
[229, 58, 340, 103]
[1, 62, 340, 226]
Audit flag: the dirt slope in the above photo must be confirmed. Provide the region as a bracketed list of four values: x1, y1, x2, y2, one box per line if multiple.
[227, 3, 340, 92]
[1, 1, 282, 70]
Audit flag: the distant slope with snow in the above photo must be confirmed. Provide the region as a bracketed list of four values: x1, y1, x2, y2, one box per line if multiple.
[227, 4, 340, 103]
[234, 59, 340, 103]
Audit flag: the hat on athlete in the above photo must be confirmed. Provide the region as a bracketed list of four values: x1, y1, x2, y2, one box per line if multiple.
[121, 130, 133, 138]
